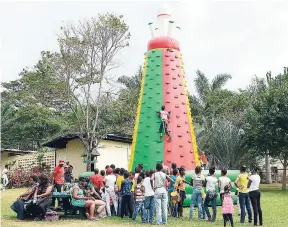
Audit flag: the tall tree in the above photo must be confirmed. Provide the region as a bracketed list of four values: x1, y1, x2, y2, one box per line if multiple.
[189, 70, 233, 121]
[243, 70, 288, 190]
[53, 13, 131, 171]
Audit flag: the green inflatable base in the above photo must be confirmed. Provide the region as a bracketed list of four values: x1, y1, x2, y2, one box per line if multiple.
[183, 170, 239, 207]
[79, 170, 240, 206]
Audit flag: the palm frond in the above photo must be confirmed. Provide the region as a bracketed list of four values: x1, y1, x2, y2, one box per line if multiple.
[211, 74, 232, 91]
[194, 70, 210, 101]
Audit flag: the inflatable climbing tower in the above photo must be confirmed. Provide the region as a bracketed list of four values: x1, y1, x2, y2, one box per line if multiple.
[129, 4, 200, 171]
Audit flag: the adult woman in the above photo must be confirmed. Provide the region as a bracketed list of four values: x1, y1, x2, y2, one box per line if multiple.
[10, 175, 39, 220]
[151, 163, 174, 225]
[28, 174, 53, 220]
[2, 164, 9, 191]
[204, 167, 218, 222]
[71, 178, 97, 221]
[248, 168, 263, 226]
[189, 166, 205, 220]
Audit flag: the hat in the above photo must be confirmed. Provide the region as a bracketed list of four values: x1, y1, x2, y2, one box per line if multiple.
[59, 160, 64, 164]
[106, 168, 113, 174]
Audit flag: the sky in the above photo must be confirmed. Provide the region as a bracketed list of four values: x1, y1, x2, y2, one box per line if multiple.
[0, 0, 288, 95]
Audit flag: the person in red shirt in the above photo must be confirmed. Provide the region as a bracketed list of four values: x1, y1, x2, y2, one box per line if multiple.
[52, 160, 65, 207]
[200, 152, 208, 170]
[90, 168, 104, 194]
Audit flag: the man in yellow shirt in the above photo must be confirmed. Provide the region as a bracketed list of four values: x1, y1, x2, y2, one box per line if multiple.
[235, 165, 252, 224]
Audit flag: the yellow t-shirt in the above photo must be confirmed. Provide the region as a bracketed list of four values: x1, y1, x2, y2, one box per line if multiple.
[175, 176, 186, 191]
[202, 188, 206, 199]
[131, 179, 136, 192]
[116, 175, 124, 190]
[237, 173, 249, 193]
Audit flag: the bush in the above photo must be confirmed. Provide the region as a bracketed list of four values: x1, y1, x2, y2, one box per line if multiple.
[6, 168, 53, 188]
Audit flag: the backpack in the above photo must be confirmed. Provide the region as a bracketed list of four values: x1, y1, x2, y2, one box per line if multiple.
[44, 209, 59, 221]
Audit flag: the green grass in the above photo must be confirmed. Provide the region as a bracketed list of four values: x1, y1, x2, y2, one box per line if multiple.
[1, 184, 287, 227]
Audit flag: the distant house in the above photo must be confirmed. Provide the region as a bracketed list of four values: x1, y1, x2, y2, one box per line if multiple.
[1, 148, 37, 170]
[42, 133, 132, 177]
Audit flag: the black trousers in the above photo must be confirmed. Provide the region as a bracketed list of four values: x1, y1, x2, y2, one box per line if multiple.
[223, 214, 234, 227]
[121, 195, 133, 218]
[249, 190, 263, 226]
[177, 191, 186, 213]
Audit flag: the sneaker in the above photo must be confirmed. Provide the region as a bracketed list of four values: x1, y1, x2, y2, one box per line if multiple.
[207, 218, 212, 222]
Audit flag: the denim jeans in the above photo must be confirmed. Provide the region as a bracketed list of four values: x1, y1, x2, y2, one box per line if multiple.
[132, 200, 146, 222]
[201, 199, 206, 219]
[154, 189, 168, 225]
[239, 192, 252, 223]
[144, 196, 155, 223]
[189, 188, 203, 219]
[204, 192, 217, 221]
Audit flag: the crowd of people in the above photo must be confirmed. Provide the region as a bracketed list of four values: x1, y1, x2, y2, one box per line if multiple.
[9, 160, 263, 226]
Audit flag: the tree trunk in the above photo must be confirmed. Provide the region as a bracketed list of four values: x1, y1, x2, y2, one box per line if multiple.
[265, 155, 272, 184]
[282, 157, 287, 191]
[86, 149, 92, 172]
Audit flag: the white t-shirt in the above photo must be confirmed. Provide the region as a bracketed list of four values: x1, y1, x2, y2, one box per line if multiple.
[219, 176, 231, 193]
[206, 176, 218, 192]
[152, 172, 167, 193]
[142, 177, 154, 197]
[249, 174, 260, 191]
[2, 168, 8, 177]
[160, 110, 169, 120]
[104, 174, 116, 189]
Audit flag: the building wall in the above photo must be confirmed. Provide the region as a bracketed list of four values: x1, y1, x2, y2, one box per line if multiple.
[1, 152, 9, 171]
[55, 139, 130, 178]
[1, 151, 55, 172]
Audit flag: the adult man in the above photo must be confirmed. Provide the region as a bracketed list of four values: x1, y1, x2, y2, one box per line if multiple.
[52, 160, 64, 205]
[65, 161, 73, 171]
[104, 167, 117, 216]
[200, 151, 208, 170]
[157, 105, 172, 141]
[274, 166, 278, 182]
[234, 165, 252, 224]
[90, 168, 104, 194]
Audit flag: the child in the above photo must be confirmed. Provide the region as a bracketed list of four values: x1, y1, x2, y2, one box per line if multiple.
[120, 171, 133, 218]
[142, 170, 155, 224]
[219, 169, 233, 205]
[132, 176, 145, 223]
[168, 169, 178, 217]
[222, 185, 234, 227]
[175, 167, 187, 218]
[157, 105, 172, 141]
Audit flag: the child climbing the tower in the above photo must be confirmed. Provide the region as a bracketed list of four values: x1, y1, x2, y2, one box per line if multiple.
[157, 105, 172, 141]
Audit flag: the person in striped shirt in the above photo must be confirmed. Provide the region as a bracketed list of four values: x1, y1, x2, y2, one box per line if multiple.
[132, 176, 146, 223]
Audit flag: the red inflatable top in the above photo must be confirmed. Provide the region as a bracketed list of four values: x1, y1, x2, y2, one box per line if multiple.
[148, 36, 180, 51]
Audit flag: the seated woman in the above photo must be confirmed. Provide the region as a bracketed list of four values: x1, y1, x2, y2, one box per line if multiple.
[27, 174, 53, 220]
[71, 178, 97, 221]
[85, 182, 106, 219]
[10, 175, 39, 221]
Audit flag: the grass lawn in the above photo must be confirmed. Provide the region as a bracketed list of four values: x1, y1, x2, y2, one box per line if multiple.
[1, 184, 287, 227]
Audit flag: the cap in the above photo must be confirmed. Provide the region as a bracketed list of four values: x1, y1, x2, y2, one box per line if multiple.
[106, 168, 113, 174]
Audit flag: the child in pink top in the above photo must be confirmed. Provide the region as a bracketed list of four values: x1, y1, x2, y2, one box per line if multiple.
[222, 185, 234, 227]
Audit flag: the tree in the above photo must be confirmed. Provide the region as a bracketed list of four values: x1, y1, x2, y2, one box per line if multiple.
[1, 103, 67, 150]
[53, 13, 131, 171]
[243, 70, 288, 190]
[196, 117, 257, 170]
[116, 65, 143, 133]
[1, 51, 67, 111]
[189, 70, 233, 122]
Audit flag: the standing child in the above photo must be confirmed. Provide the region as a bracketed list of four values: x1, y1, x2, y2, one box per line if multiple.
[218, 169, 233, 205]
[120, 171, 133, 218]
[174, 167, 187, 218]
[142, 170, 155, 224]
[132, 176, 146, 223]
[222, 185, 234, 227]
